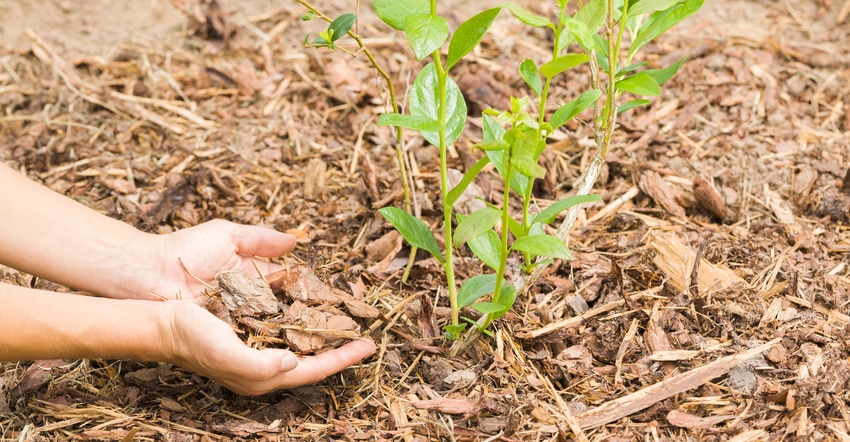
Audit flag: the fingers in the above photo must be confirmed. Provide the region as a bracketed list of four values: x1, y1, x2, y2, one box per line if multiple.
[212, 220, 296, 258]
[276, 339, 377, 388]
[219, 339, 377, 395]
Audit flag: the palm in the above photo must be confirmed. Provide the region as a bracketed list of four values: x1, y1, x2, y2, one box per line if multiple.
[143, 220, 294, 301]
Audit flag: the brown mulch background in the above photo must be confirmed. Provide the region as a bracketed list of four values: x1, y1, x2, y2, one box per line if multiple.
[2, 0, 850, 440]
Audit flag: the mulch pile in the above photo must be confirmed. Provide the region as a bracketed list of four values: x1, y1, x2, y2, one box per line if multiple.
[2, 0, 850, 440]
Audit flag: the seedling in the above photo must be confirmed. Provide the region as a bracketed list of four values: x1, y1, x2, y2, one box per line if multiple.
[299, 0, 703, 349]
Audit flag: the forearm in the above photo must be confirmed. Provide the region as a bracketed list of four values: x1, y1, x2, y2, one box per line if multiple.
[0, 163, 153, 299]
[0, 282, 167, 362]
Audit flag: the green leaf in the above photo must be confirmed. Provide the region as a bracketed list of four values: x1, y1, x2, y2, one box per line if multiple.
[471, 301, 508, 315]
[616, 61, 649, 77]
[618, 99, 651, 113]
[492, 285, 517, 319]
[454, 207, 502, 248]
[532, 194, 603, 225]
[550, 89, 602, 129]
[511, 151, 546, 179]
[559, 0, 607, 51]
[628, 0, 677, 16]
[500, 2, 552, 27]
[474, 140, 510, 151]
[482, 114, 506, 142]
[404, 14, 449, 60]
[644, 55, 688, 85]
[511, 234, 574, 260]
[377, 113, 443, 132]
[519, 59, 542, 96]
[616, 72, 661, 96]
[372, 0, 429, 31]
[457, 274, 500, 308]
[378, 207, 443, 263]
[468, 229, 501, 270]
[562, 17, 594, 51]
[506, 214, 524, 239]
[540, 54, 589, 78]
[302, 11, 315, 21]
[328, 13, 357, 42]
[447, 8, 501, 70]
[447, 156, 491, 207]
[629, 0, 704, 58]
[444, 323, 467, 340]
[409, 63, 468, 146]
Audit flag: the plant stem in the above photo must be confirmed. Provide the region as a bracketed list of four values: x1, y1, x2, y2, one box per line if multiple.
[429, 0, 460, 329]
[294, 0, 418, 279]
[450, 0, 623, 357]
[479, 145, 514, 332]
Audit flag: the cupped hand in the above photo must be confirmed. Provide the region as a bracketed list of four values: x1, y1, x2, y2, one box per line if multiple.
[160, 301, 377, 395]
[138, 219, 296, 301]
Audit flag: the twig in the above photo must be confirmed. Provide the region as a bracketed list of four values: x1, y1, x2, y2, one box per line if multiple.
[178, 257, 217, 292]
[516, 287, 660, 340]
[576, 339, 781, 429]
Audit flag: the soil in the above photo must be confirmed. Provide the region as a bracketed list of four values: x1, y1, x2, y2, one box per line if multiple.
[2, 0, 850, 440]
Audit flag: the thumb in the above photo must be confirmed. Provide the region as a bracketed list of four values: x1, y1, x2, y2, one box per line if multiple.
[218, 222, 296, 258]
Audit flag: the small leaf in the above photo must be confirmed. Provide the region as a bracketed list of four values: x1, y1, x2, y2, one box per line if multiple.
[378, 207, 443, 263]
[377, 113, 443, 132]
[492, 285, 517, 319]
[302, 11, 315, 21]
[511, 152, 546, 179]
[562, 17, 594, 50]
[618, 99, 651, 113]
[500, 2, 552, 27]
[532, 194, 603, 225]
[471, 301, 508, 315]
[616, 72, 661, 96]
[447, 8, 501, 70]
[644, 55, 689, 85]
[628, 0, 677, 17]
[629, 0, 704, 59]
[519, 59, 542, 96]
[404, 14, 449, 60]
[444, 323, 467, 340]
[559, 0, 606, 51]
[540, 54, 589, 78]
[329, 13, 357, 42]
[468, 229, 501, 271]
[616, 61, 649, 77]
[409, 63, 467, 146]
[457, 274, 500, 308]
[482, 114, 506, 142]
[550, 89, 602, 129]
[454, 207, 502, 248]
[474, 140, 510, 151]
[447, 156, 491, 207]
[372, 0, 429, 31]
[511, 234, 574, 260]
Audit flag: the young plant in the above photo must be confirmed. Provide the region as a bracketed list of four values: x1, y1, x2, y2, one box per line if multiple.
[365, 0, 702, 346]
[298, 1, 423, 281]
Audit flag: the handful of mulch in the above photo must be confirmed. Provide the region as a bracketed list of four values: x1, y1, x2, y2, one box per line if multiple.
[204, 266, 379, 354]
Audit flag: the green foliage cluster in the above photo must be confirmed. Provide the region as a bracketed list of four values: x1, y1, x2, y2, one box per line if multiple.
[304, 0, 703, 345]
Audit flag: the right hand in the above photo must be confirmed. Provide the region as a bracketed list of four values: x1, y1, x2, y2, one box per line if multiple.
[157, 302, 376, 395]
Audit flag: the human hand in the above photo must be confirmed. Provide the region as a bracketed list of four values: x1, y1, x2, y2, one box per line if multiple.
[159, 301, 377, 395]
[134, 219, 296, 301]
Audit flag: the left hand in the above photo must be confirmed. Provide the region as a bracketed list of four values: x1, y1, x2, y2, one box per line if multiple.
[134, 219, 296, 301]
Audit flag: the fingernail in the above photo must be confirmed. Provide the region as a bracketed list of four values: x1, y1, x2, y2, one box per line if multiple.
[280, 353, 299, 371]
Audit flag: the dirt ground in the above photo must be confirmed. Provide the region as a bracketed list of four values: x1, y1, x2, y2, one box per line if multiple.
[1, 0, 850, 440]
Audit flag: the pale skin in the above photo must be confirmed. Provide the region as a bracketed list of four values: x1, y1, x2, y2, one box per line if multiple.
[0, 163, 376, 395]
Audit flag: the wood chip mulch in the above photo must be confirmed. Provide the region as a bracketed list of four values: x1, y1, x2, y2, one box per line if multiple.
[2, 0, 850, 440]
